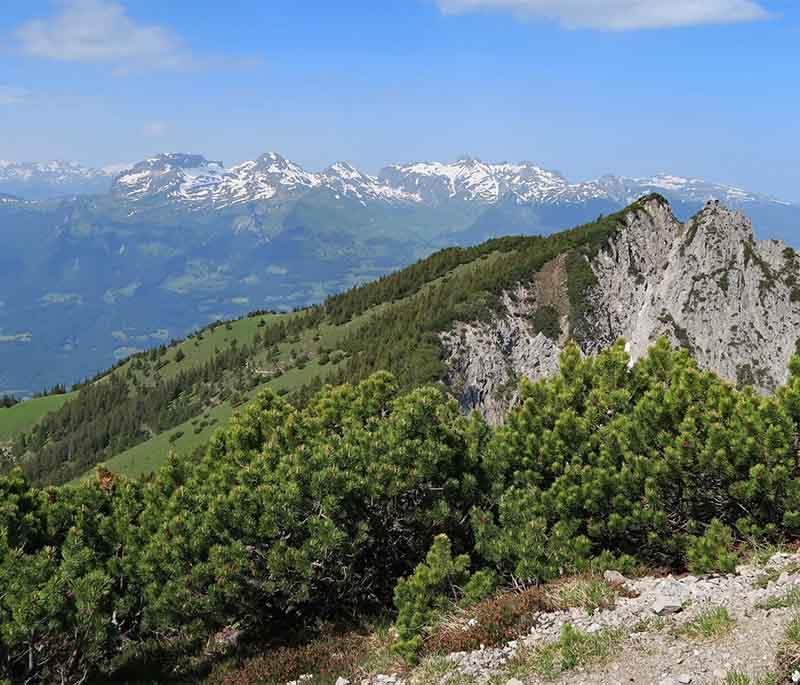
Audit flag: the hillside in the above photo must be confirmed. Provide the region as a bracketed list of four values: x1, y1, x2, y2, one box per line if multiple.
[6, 194, 800, 488]
[1, 199, 634, 485]
[2, 151, 799, 398]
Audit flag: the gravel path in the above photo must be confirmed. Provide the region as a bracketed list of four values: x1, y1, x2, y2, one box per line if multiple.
[360, 553, 800, 685]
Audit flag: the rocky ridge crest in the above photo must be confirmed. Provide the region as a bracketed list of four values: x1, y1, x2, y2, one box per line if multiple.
[442, 196, 800, 423]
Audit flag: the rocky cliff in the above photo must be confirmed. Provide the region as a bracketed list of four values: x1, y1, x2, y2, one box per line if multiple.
[442, 196, 800, 423]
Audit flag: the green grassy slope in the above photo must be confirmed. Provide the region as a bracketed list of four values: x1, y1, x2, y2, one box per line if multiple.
[81, 401, 234, 480]
[0, 392, 75, 442]
[75, 344, 353, 481]
[65, 253, 519, 482]
[85, 254, 512, 481]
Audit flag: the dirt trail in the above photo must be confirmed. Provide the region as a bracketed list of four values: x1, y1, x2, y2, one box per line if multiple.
[361, 554, 800, 685]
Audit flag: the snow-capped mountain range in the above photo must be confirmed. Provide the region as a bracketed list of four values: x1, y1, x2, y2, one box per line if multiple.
[0, 159, 111, 181]
[107, 152, 789, 210]
[0, 160, 115, 199]
[1, 152, 789, 210]
[2, 152, 800, 397]
[110, 153, 422, 208]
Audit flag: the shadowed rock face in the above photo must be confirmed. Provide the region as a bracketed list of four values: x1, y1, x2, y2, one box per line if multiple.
[442, 196, 800, 423]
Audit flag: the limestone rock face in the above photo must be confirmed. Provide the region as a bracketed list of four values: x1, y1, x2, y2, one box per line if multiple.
[442, 196, 800, 422]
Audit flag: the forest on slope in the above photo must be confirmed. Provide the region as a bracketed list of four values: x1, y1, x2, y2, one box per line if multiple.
[1, 196, 640, 486]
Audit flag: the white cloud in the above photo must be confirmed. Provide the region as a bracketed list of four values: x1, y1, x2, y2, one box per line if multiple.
[0, 86, 32, 106]
[15, 0, 190, 71]
[39, 292, 84, 305]
[142, 121, 167, 138]
[435, 0, 772, 30]
[0, 332, 33, 343]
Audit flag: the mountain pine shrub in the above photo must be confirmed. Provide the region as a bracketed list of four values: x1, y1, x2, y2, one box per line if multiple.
[4, 337, 800, 680]
[136, 371, 483, 641]
[686, 519, 737, 574]
[393, 535, 471, 662]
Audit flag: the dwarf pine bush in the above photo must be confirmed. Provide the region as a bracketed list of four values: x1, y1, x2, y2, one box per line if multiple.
[472, 339, 800, 584]
[687, 519, 738, 574]
[4, 339, 800, 678]
[393, 535, 471, 662]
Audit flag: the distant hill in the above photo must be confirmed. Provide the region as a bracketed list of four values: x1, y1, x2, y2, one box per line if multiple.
[0, 160, 114, 199]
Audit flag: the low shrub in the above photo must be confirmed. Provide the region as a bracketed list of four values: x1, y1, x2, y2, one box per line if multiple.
[209, 632, 387, 685]
[474, 340, 800, 585]
[393, 535, 471, 662]
[687, 519, 737, 575]
[425, 587, 554, 655]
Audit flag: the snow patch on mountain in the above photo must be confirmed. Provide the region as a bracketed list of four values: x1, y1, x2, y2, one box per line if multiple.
[68, 151, 799, 211]
[0, 160, 113, 198]
[321, 162, 422, 204]
[382, 158, 605, 205]
[112, 152, 422, 208]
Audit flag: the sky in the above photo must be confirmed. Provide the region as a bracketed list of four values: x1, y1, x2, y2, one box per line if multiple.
[0, 0, 798, 200]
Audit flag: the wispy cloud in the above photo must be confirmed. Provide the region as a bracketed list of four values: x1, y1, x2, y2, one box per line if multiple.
[0, 85, 32, 106]
[0, 332, 33, 343]
[435, 0, 773, 30]
[15, 0, 192, 72]
[142, 121, 167, 138]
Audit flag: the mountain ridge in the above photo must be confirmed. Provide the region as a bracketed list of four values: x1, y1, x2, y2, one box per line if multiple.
[443, 195, 800, 422]
[107, 151, 791, 211]
[8, 194, 800, 485]
[2, 152, 791, 210]
[2, 151, 799, 397]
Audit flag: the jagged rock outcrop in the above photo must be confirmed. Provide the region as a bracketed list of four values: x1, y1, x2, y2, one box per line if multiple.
[442, 196, 800, 422]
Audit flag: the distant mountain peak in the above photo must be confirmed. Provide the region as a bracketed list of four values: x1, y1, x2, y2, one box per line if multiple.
[4, 151, 794, 212]
[0, 160, 113, 199]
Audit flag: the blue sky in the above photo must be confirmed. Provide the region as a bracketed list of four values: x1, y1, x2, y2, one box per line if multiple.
[1, 0, 798, 200]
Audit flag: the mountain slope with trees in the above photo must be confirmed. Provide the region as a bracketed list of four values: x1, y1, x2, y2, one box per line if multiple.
[1, 198, 639, 485]
[6, 194, 800, 486]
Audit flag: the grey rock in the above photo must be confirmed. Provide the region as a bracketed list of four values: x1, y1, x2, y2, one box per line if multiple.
[441, 197, 800, 422]
[604, 570, 628, 584]
[655, 579, 692, 603]
[652, 596, 684, 616]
